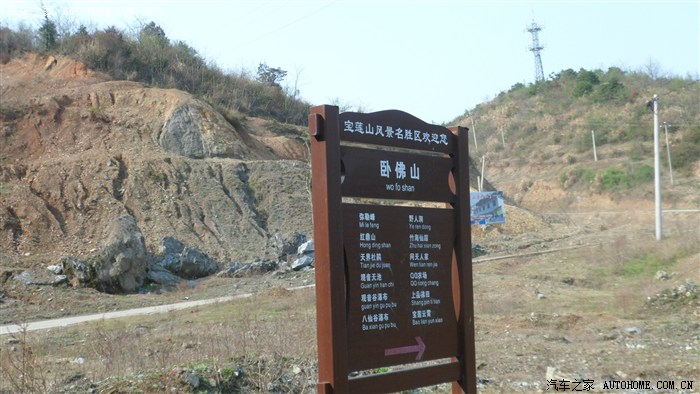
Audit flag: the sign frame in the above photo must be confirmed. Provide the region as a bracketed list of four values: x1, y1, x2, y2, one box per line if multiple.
[310, 105, 476, 394]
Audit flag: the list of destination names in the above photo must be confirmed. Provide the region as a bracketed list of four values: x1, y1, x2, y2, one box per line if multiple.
[357, 211, 397, 332]
[344, 205, 452, 335]
[407, 213, 444, 327]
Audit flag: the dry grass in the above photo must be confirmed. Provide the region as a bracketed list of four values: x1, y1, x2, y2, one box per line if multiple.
[471, 213, 699, 392]
[0, 287, 318, 393]
[1, 214, 697, 393]
[0, 324, 50, 393]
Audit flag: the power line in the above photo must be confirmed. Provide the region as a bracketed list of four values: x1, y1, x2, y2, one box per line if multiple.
[230, 0, 338, 50]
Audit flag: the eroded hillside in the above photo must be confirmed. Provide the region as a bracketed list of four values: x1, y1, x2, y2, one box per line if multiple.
[1, 54, 311, 268]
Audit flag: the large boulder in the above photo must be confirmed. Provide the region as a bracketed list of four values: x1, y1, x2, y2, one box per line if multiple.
[156, 237, 219, 279]
[290, 239, 315, 271]
[95, 215, 147, 293]
[146, 264, 183, 286]
[271, 231, 307, 259]
[13, 270, 68, 286]
[291, 254, 314, 271]
[296, 239, 314, 255]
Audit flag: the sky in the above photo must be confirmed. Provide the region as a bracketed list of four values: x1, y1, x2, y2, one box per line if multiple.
[2, 0, 699, 124]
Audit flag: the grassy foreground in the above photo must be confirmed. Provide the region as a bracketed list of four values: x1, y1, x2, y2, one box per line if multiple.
[1, 213, 698, 393]
[1, 287, 319, 393]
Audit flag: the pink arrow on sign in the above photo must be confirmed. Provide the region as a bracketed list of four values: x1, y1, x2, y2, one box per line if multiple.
[384, 336, 426, 360]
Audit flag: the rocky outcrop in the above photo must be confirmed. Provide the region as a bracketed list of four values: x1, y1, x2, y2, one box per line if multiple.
[271, 231, 307, 260]
[59, 256, 95, 287]
[291, 239, 315, 271]
[95, 215, 147, 293]
[217, 258, 278, 278]
[13, 270, 68, 286]
[159, 105, 210, 159]
[156, 237, 219, 280]
[0, 54, 312, 274]
[146, 264, 183, 286]
[159, 103, 266, 159]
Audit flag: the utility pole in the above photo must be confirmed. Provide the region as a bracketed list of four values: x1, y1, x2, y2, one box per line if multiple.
[663, 122, 674, 186]
[651, 95, 662, 240]
[465, 111, 478, 152]
[500, 127, 505, 148]
[591, 130, 598, 161]
[473, 119, 478, 152]
[480, 156, 486, 192]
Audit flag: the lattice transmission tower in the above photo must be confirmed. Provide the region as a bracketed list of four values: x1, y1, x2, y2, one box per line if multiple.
[525, 20, 545, 82]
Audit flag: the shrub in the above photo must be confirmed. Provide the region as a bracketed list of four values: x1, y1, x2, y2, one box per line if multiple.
[573, 69, 600, 97]
[632, 164, 654, 182]
[559, 167, 596, 189]
[671, 126, 700, 170]
[555, 68, 577, 81]
[0, 22, 311, 126]
[599, 167, 626, 190]
[0, 25, 34, 63]
[599, 164, 653, 191]
[0, 104, 23, 121]
[526, 83, 542, 96]
[509, 82, 525, 92]
[594, 76, 627, 103]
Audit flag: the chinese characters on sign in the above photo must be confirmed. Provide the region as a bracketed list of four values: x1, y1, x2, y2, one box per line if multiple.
[379, 160, 420, 180]
[343, 120, 450, 147]
[344, 204, 457, 371]
[340, 146, 455, 202]
[357, 209, 396, 331]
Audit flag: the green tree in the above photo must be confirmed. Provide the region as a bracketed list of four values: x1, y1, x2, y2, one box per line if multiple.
[139, 21, 168, 44]
[37, 5, 57, 51]
[573, 69, 600, 97]
[509, 82, 525, 92]
[555, 68, 577, 81]
[135, 22, 170, 86]
[256, 63, 287, 87]
[79, 26, 134, 80]
[594, 76, 627, 103]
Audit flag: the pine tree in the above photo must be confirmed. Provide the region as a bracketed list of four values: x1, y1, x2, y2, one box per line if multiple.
[38, 5, 57, 51]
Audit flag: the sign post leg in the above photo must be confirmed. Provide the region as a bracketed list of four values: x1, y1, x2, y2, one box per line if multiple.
[310, 105, 349, 393]
[450, 126, 477, 394]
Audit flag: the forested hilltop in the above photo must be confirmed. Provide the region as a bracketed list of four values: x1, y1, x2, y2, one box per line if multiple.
[450, 66, 699, 205]
[1, 19, 310, 125]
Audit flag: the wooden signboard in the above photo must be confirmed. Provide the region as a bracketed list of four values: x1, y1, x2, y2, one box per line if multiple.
[310, 105, 476, 393]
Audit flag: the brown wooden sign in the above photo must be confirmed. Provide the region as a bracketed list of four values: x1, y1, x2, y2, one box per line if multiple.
[310, 106, 476, 394]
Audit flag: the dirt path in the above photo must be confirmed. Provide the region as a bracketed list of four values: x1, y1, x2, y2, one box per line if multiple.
[0, 285, 315, 335]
